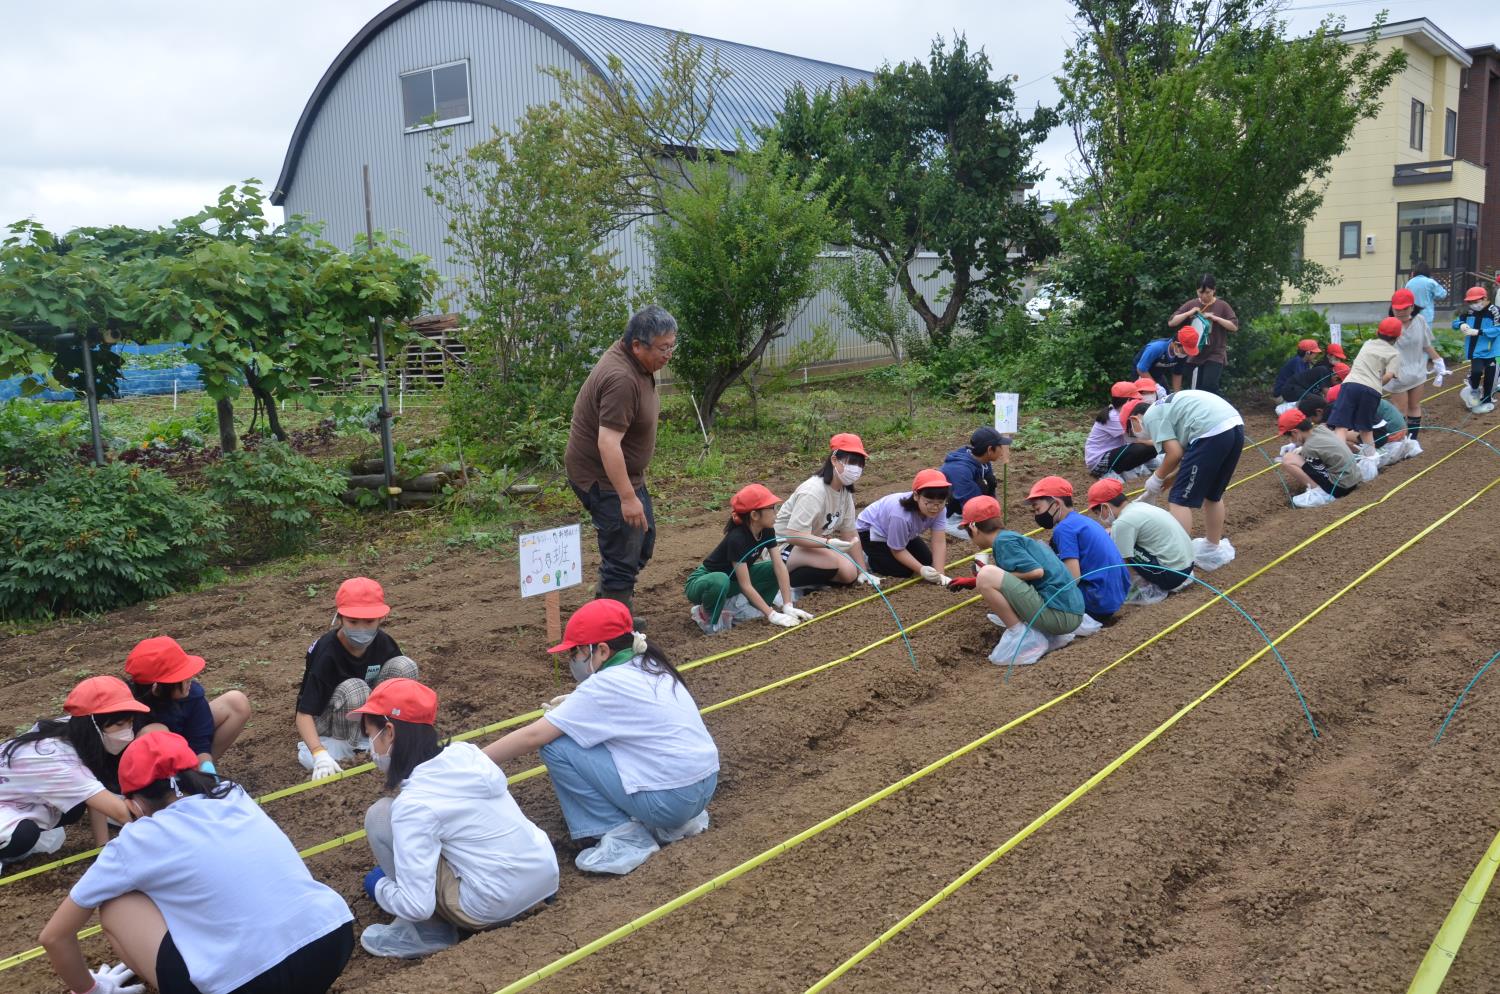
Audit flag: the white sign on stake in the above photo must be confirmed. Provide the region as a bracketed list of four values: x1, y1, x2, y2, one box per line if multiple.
[518, 524, 582, 598]
[994, 392, 1020, 435]
[1328, 323, 1342, 347]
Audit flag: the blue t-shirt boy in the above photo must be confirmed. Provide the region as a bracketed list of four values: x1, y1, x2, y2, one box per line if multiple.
[1050, 513, 1129, 618]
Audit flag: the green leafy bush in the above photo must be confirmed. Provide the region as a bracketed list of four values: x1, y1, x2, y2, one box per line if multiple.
[0, 463, 226, 620]
[1235, 309, 1327, 389]
[203, 441, 344, 561]
[0, 399, 87, 482]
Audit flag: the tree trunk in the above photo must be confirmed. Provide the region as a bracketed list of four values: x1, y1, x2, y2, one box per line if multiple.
[244, 368, 287, 441]
[695, 323, 787, 430]
[894, 256, 969, 350]
[215, 397, 238, 452]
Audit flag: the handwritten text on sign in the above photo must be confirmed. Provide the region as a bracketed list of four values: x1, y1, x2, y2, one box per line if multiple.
[993, 392, 1020, 435]
[519, 524, 582, 598]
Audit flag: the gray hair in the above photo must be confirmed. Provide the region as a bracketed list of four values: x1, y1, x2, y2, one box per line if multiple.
[623, 305, 678, 347]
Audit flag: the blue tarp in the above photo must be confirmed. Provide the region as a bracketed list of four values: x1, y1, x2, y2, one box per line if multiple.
[0, 344, 203, 402]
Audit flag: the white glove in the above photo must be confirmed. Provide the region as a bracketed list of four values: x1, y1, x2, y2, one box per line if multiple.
[857, 571, 882, 587]
[1143, 474, 1165, 498]
[541, 694, 569, 712]
[1434, 357, 1448, 387]
[310, 749, 341, 781]
[825, 537, 854, 553]
[1279, 442, 1297, 456]
[89, 962, 145, 994]
[786, 605, 815, 622]
[919, 565, 951, 586]
[766, 610, 800, 628]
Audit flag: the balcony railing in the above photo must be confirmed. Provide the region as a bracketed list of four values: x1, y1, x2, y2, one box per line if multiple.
[1394, 160, 1456, 185]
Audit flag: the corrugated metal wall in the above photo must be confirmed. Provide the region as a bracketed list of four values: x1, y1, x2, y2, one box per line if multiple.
[283, 0, 918, 371]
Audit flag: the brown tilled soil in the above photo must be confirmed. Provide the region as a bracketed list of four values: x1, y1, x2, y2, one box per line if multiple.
[3, 390, 1499, 994]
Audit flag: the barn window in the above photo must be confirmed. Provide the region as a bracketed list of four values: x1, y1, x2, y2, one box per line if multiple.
[400, 60, 471, 132]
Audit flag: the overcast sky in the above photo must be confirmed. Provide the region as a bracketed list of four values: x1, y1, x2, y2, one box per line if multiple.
[5, 0, 1499, 233]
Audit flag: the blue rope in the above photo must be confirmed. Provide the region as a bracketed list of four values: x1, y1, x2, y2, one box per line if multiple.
[1249, 442, 1296, 505]
[1434, 650, 1500, 745]
[994, 563, 1320, 739]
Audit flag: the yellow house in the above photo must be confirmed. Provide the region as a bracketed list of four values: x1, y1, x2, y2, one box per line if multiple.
[1290, 18, 1483, 321]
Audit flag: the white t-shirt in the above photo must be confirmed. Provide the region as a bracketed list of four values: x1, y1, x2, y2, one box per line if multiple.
[546, 659, 719, 794]
[0, 736, 107, 847]
[774, 474, 857, 539]
[71, 788, 352, 994]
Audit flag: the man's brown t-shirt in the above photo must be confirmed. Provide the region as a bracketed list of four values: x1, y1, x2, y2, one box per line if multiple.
[565, 340, 660, 492]
[1171, 297, 1237, 366]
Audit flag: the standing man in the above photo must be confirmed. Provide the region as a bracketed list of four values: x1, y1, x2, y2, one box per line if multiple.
[1168, 274, 1238, 395]
[565, 306, 677, 609]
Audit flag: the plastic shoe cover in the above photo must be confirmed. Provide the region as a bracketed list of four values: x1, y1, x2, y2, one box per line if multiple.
[1376, 445, 1400, 468]
[944, 514, 968, 540]
[296, 738, 355, 771]
[1460, 385, 1478, 409]
[1192, 538, 1236, 572]
[653, 809, 710, 845]
[1292, 488, 1335, 508]
[1074, 614, 1104, 638]
[1274, 401, 1295, 416]
[990, 627, 1049, 666]
[1479, 402, 1497, 414]
[990, 624, 1025, 660]
[689, 605, 733, 635]
[3, 827, 67, 866]
[1046, 631, 1076, 651]
[1405, 439, 1423, 458]
[1124, 580, 1169, 606]
[360, 918, 459, 959]
[1356, 456, 1379, 482]
[1146, 455, 1163, 472]
[576, 820, 660, 875]
[985, 613, 1007, 629]
[723, 593, 764, 622]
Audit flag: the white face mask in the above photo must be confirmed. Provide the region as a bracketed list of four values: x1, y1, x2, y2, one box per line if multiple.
[371, 725, 394, 773]
[1096, 509, 1116, 530]
[343, 624, 379, 648]
[569, 650, 595, 684]
[837, 462, 863, 485]
[101, 725, 134, 756]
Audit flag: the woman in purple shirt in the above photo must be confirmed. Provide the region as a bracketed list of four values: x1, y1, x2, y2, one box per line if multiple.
[856, 470, 951, 582]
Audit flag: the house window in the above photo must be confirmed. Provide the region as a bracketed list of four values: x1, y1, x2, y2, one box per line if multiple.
[1410, 99, 1425, 150]
[1339, 221, 1361, 259]
[1445, 109, 1458, 157]
[400, 60, 471, 132]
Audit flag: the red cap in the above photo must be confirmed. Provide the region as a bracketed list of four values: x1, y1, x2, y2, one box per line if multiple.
[1086, 477, 1124, 510]
[125, 636, 205, 685]
[64, 676, 151, 718]
[1277, 408, 1308, 434]
[1466, 285, 1488, 302]
[119, 731, 199, 795]
[1332, 361, 1351, 380]
[349, 677, 438, 726]
[829, 432, 868, 457]
[730, 483, 779, 516]
[1391, 289, 1415, 309]
[1134, 376, 1158, 394]
[549, 598, 635, 653]
[1326, 343, 1347, 360]
[335, 577, 390, 620]
[1176, 326, 1200, 356]
[1026, 475, 1074, 500]
[1119, 397, 1146, 432]
[1110, 380, 1141, 400]
[1296, 339, 1322, 353]
[1325, 383, 1342, 404]
[911, 468, 951, 492]
[1377, 317, 1403, 339]
[960, 495, 1002, 527]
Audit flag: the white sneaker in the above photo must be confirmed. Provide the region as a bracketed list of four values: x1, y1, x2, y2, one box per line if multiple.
[944, 514, 968, 540]
[1124, 580, 1169, 605]
[361, 918, 459, 958]
[689, 604, 733, 635]
[1292, 487, 1335, 508]
[576, 820, 660, 875]
[989, 626, 1049, 666]
[1073, 615, 1104, 638]
[1192, 538, 1236, 572]
[652, 810, 709, 845]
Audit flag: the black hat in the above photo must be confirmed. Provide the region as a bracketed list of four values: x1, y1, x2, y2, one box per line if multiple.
[969, 426, 1009, 453]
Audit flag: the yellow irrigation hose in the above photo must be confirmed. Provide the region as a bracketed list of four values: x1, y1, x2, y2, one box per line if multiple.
[806, 473, 1500, 992]
[1407, 826, 1500, 993]
[483, 430, 1500, 994]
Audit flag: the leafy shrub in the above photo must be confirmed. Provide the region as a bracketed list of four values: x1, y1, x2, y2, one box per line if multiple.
[0, 399, 87, 483]
[203, 441, 344, 561]
[1235, 309, 1327, 389]
[0, 463, 226, 620]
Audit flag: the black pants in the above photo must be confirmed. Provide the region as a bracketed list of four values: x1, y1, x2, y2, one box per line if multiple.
[1186, 361, 1224, 394]
[157, 921, 354, 994]
[1130, 557, 1194, 592]
[1146, 361, 1181, 389]
[571, 482, 656, 597]
[0, 802, 86, 861]
[1089, 443, 1157, 477]
[858, 531, 932, 578]
[1470, 358, 1497, 403]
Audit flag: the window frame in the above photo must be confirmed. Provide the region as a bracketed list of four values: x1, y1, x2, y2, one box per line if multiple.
[399, 59, 473, 133]
[1445, 108, 1458, 157]
[1410, 98, 1426, 151]
[1339, 221, 1362, 260]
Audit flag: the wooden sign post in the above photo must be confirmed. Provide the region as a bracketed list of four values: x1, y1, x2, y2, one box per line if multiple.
[519, 524, 583, 646]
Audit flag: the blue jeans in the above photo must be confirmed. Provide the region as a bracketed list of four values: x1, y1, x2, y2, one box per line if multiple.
[570, 482, 656, 595]
[539, 735, 718, 840]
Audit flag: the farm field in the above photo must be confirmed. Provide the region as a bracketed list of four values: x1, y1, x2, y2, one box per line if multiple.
[2, 387, 1498, 993]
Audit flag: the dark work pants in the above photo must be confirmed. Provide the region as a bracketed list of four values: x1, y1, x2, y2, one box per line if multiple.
[1187, 361, 1224, 394]
[1470, 358, 1497, 403]
[858, 531, 932, 578]
[0, 801, 86, 861]
[571, 482, 656, 597]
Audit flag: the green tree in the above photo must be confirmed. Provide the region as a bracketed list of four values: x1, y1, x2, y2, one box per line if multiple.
[776, 35, 1059, 348]
[1055, 2, 1405, 357]
[648, 139, 842, 430]
[832, 253, 923, 416]
[425, 105, 628, 469]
